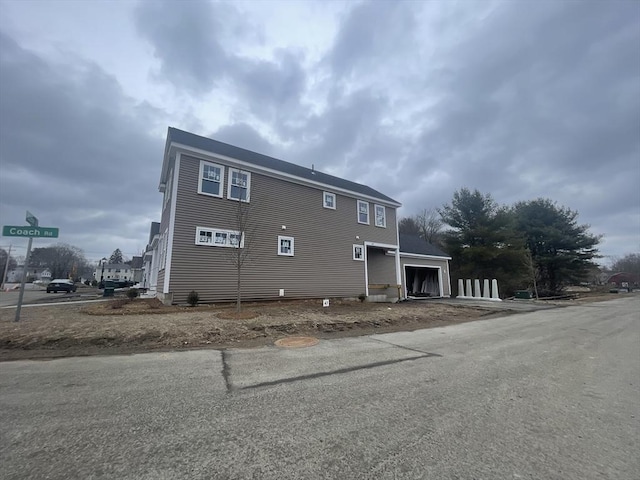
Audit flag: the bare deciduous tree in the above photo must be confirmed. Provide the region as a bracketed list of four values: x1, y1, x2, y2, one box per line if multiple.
[227, 170, 256, 313]
[415, 208, 444, 246]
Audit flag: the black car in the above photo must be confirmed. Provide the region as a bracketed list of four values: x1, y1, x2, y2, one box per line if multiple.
[46, 280, 77, 293]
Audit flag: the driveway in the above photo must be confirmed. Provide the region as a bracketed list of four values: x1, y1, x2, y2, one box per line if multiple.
[1, 296, 638, 479]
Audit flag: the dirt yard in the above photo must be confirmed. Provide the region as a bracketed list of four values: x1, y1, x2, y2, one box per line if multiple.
[0, 290, 625, 361]
[0, 298, 503, 360]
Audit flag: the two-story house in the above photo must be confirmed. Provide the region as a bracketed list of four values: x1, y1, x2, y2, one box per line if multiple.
[155, 127, 412, 305]
[93, 264, 132, 282]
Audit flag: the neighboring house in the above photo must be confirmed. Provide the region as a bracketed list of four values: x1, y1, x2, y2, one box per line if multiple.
[128, 256, 144, 284]
[93, 264, 132, 282]
[399, 234, 451, 298]
[7, 267, 52, 283]
[155, 127, 403, 304]
[142, 221, 161, 290]
[607, 272, 639, 287]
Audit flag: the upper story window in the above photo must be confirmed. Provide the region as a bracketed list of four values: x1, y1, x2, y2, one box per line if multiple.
[278, 236, 294, 256]
[228, 168, 251, 202]
[323, 192, 336, 209]
[357, 200, 369, 225]
[374, 204, 386, 228]
[198, 161, 224, 198]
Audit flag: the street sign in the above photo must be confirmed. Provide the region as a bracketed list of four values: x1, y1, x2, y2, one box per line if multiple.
[2, 225, 59, 238]
[26, 210, 38, 227]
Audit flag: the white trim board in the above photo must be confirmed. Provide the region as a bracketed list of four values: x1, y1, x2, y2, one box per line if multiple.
[163, 153, 180, 294]
[399, 252, 452, 261]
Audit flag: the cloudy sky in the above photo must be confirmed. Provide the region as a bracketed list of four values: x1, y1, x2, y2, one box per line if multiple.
[0, 0, 638, 266]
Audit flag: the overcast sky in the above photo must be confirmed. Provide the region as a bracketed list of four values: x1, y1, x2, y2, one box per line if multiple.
[0, 0, 638, 266]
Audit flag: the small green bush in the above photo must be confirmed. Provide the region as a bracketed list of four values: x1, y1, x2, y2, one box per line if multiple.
[127, 288, 139, 299]
[358, 293, 366, 302]
[187, 290, 199, 307]
[91, 279, 98, 287]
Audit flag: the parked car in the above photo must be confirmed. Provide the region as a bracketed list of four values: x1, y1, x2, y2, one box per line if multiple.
[46, 279, 77, 293]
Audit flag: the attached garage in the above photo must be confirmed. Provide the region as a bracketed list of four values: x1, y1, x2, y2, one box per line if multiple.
[399, 234, 451, 299]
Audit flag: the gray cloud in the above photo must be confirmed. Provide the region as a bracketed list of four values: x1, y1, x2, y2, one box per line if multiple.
[0, 32, 165, 260]
[135, 0, 307, 125]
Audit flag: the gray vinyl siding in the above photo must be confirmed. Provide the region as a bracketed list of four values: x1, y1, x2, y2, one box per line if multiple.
[367, 248, 398, 298]
[166, 154, 398, 303]
[400, 256, 451, 297]
[367, 248, 397, 284]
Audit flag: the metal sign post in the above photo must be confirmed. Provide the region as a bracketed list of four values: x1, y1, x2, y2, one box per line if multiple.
[14, 236, 33, 322]
[1, 211, 59, 322]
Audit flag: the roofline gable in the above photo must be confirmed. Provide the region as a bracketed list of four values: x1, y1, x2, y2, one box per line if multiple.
[159, 127, 402, 207]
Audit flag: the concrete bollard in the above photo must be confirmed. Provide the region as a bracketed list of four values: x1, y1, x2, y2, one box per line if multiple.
[483, 279, 490, 298]
[465, 279, 472, 299]
[457, 279, 466, 298]
[491, 279, 501, 301]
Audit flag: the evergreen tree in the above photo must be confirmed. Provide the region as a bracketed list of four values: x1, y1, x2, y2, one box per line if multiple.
[511, 198, 601, 295]
[109, 248, 124, 265]
[440, 188, 528, 296]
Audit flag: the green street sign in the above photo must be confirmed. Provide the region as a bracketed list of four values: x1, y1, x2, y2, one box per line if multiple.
[2, 225, 59, 238]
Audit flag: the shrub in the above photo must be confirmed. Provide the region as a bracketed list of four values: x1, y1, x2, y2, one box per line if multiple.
[84, 280, 90, 286]
[187, 290, 199, 307]
[358, 293, 366, 303]
[91, 279, 98, 287]
[127, 288, 139, 299]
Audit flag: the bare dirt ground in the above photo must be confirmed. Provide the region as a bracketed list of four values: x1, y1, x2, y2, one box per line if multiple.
[0, 291, 624, 361]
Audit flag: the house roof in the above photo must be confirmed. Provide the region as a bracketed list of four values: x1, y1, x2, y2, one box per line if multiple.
[399, 234, 450, 258]
[163, 127, 401, 206]
[129, 256, 144, 269]
[100, 264, 131, 270]
[149, 222, 160, 245]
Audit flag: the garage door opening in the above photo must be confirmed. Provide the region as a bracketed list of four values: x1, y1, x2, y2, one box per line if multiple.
[404, 265, 442, 298]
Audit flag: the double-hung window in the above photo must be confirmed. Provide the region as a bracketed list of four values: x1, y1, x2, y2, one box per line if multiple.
[228, 168, 251, 202]
[278, 236, 294, 256]
[323, 192, 336, 209]
[374, 204, 386, 228]
[357, 200, 369, 225]
[199, 161, 224, 197]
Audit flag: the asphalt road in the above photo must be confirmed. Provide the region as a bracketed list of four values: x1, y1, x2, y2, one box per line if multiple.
[1, 297, 638, 479]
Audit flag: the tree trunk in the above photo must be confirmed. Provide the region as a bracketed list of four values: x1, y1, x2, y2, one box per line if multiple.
[236, 260, 241, 312]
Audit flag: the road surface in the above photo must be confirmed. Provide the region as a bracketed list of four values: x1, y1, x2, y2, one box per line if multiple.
[1, 296, 638, 479]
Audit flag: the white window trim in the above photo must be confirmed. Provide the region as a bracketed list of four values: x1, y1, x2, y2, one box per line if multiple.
[227, 168, 251, 202]
[357, 200, 370, 225]
[163, 169, 173, 210]
[278, 235, 294, 256]
[374, 204, 386, 228]
[323, 191, 336, 210]
[195, 226, 244, 248]
[353, 244, 364, 261]
[198, 160, 224, 198]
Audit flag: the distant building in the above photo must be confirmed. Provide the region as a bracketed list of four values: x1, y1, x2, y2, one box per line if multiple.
[607, 272, 639, 287]
[7, 267, 52, 283]
[93, 264, 132, 282]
